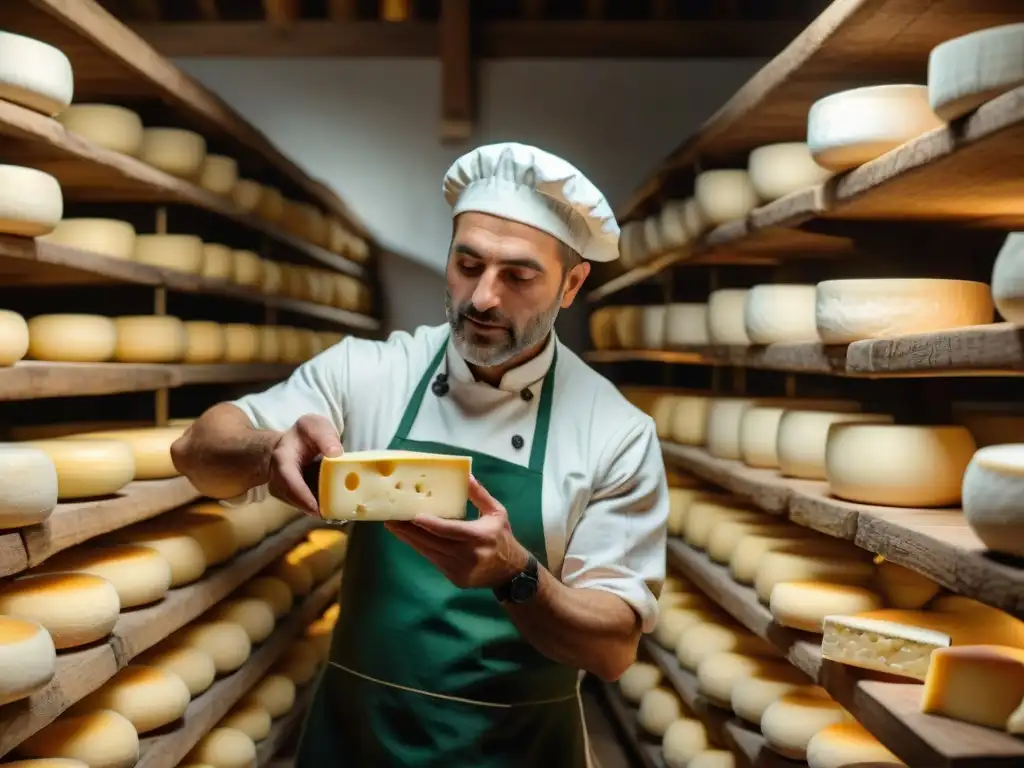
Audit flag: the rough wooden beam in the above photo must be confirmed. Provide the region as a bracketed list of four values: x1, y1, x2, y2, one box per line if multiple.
[328, 0, 358, 20]
[196, 0, 219, 21]
[263, 0, 300, 26]
[440, 0, 472, 142]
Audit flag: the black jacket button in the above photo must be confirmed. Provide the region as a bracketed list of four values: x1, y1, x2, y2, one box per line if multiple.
[511, 435, 524, 450]
[521, 388, 534, 402]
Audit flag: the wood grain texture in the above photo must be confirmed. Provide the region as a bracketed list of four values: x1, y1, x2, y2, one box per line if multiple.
[0, 535, 29, 578]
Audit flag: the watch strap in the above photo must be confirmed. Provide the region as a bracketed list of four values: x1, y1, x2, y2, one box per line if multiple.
[494, 553, 539, 603]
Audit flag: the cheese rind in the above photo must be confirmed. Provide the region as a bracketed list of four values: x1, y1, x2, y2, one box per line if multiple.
[744, 284, 818, 344]
[770, 582, 884, 633]
[137, 645, 215, 697]
[245, 675, 295, 718]
[199, 155, 239, 196]
[0, 445, 58, 528]
[747, 143, 831, 202]
[637, 687, 682, 737]
[70, 426, 184, 480]
[175, 621, 251, 675]
[0, 573, 121, 648]
[777, 410, 894, 480]
[921, 645, 1024, 729]
[23, 438, 135, 499]
[641, 306, 666, 350]
[618, 661, 661, 704]
[676, 623, 775, 672]
[697, 652, 777, 708]
[0, 165, 62, 237]
[761, 687, 851, 760]
[109, 527, 207, 587]
[992, 232, 1024, 323]
[731, 668, 806, 725]
[0, 309, 29, 365]
[705, 398, 757, 459]
[662, 718, 709, 768]
[875, 560, 940, 610]
[33, 545, 172, 609]
[139, 128, 206, 179]
[707, 289, 751, 346]
[806, 721, 904, 768]
[220, 703, 271, 742]
[962, 443, 1024, 557]
[665, 303, 709, 347]
[27, 314, 117, 363]
[17, 710, 139, 768]
[0, 32, 73, 116]
[929, 24, 1024, 121]
[57, 105, 142, 155]
[239, 577, 293, 619]
[207, 599, 276, 644]
[684, 499, 762, 551]
[185, 728, 256, 768]
[184, 322, 227, 364]
[754, 550, 873, 604]
[74, 665, 191, 734]
[820, 615, 951, 680]
[319, 450, 471, 521]
[0, 616, 56, 705]
[695, 170, 759, 225]
[114, 315, 188, 363]
[40, 219, 136, 261]
[134, 235, 204, 274]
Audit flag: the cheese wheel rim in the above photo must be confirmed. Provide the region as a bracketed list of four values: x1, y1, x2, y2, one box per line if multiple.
[0, 616, 57, 706]
[56, 105, 143, 156]
[928, 23, 1024, 122]
[27, 314, 117, 363]
[0, 572, 121, 649]
[0, 165, 63, 237]
[0, 444, 58, 528]
[22, 438, 135, 500]
[0, 32, 73, 116]
[40, 218, 137, 261]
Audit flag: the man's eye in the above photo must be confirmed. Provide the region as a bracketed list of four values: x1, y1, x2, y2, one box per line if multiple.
[507, 271, 534, 284]
[459, 261, 483, 275]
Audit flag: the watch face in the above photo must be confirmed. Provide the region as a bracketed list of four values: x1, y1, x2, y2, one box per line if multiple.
[510, 574, 538, 602]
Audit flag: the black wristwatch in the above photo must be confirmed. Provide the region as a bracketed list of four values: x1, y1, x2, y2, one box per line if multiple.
[493, 553, 539, 604]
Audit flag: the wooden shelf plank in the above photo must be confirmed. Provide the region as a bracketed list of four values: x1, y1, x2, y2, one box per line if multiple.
[136, 569, 341, 768]
[20, 476, 201, 568]
[0, 535, 29, 579]
[594, 681, 665, 768]
[0, 236, 379, 332]
[168, 364, 297, 386]
[0, 100, 367, 279]
[254, 674, 317, 767]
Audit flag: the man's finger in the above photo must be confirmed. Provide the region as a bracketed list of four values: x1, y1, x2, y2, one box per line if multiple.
[275, 461, 320, 517]
[467, 475, 505, 517]
[410, 514, 480, 540]
[298, 415, 344, 458]
[386, 522, 461, 566]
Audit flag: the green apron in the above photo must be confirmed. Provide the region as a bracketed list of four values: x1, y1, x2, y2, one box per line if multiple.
[296, 337, 588, 768]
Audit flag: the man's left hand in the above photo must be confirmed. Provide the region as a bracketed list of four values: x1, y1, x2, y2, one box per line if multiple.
[384, 475, 529, 589]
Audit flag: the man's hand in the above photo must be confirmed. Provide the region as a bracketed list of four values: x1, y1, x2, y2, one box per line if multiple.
[267, 414, 343, 517]
[384, 476, 529, 589]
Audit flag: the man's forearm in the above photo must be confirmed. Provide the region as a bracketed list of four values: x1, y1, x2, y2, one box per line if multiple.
[171, 403, 282, 499]
[504, 567, 641, 681]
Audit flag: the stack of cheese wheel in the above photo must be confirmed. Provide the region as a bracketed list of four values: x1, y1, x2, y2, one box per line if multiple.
[134, 234, 205, 273]
[755, 539, 875, 606]
[58, 104, 144, 155]
[306, 602, 340, 662]
[0, 572, 120, 649]
[41, 218, 137, 261]
[694, 169, 758, 226]
[22, 437, 135, 499]
[747, 142, 831, 202]
[0, 165, 63, 237]
[0, 31, 74, 117]
[0, 444, 58, 528]
[26, 314, 117, 362]
[139, 127, 207, 179]
[114, 315, 188, 363]
[32, 544, 173, 609]
[777, 409, 894, 481]
[72, 664, 190, 735]
[63, 424, 185, 480]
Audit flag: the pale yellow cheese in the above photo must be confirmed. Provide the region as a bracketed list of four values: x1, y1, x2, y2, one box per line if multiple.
[754, 549, 874, 604]
[1, 761, 89, 768]
[139, 128, 206, 179]
[223, 324, 260, 363]
[670, 396, 712, 446]
[17, 710, 139, 768]
[113, 316, 188, 363]
[921, 645, 1024, 730]
[777, 409, 895, 480]
[57, 104, 142, 154]
[319, 450, 471, 522]
[665, 304, 709, 347]
[694, 170, 758, 225]
[743, 284, 819, 345]
[687, 751, 735, 768]
[134, 234, 205, 274]
[806, 721, 904, 768]
[728, 531, 829, 585]
[207, 598, 276, 644]
[244, 675, 295, 718]
[306, 612, 335, 663]
[274, 639, 320, 685]
[697, 652, 782, 708]
[612, 306, 642, 349]
[306, 528, 348, 571]
[706, 290, 751, 346]
[761, 686, 851, 761]
[175, 621, 251, 676]
[201, 244, 234, 280]
[231, 250, 263, 287]
[40, 219, 136, 261]
[637, 687, 682, 737]
[166, 508, 239, 566]
[287, 541, 334, 584]
[675, 622, 776, 671]
[184, 322, 227, 364]
[747, 143, 832, 203]
[108, 527, 207, 587]
[257, 326, 281, 363]
[654, 607, 724, 651]
[770, 581, 884, 633]
[706, 519, 794, 564]
[820, 615, 952, 680]
[0, 309, 29, 365]
[617, 661, 661, 704]
[684, 500, 762, 551]
[186, 501, 266, 551]
[0, 445, 58, 528]
[0, 32, 73, 117]
[137, 644, 215, 697]
[662, 719, 709, 768]
[33, 545, 172, 609]
[875, 559, 940, 609]
[0, 165, 62, 237]
[199, 155, 239, 196]
[74, 665, 190, 734]
[666, 487, 712, 537]
[261, 260, 283, 294]
[238, 577, 293, 619]
[185, 727, 256, 768]
[220, 703, 271, 742]
[266, 558, 313, 597]
[0, 616, 56, 706]
[730, 667, 807, 725]
[589, 307, 617, 350]
[231, 179, 262, 212]
[258, 187, 285, 222]
[22, 438, 135, 500]
[962, 443, 1024, 558]
[705, 398, 757, 459]
[27, 315, 116, 363]
[69, 426, 184, 480]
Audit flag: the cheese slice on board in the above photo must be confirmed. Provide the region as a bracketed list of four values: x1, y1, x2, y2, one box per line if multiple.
[821, 615, 951, 680]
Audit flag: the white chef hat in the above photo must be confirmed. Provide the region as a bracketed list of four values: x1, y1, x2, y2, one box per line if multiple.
[443, 142, 620, 263]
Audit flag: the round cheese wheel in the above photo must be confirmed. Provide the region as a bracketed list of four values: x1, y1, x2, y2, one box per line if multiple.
[928, 24, 1024, 122]
[232, 251, 263, 288]
[770, 581, 884, 633]
[245, 674, 295, 718]
[667, 396, 711, 446]
[184, 322, 227, 363]
[675, 623, 774, 671]
[826, 423, 976, 507]
[256, 326, 281, 363]
[707, 289, 751, 346]
[0, 445, 58, 528]
[201, 243, 234, 280]
[754, 549, 874, 604]
[239, 577, 293, 619]
[729, 531, 825, 585]
[687, 751, 735, 768]
[207, 599, 275, 644]
[114, 316, 187, 363]
[75, 665, 190, 734]
[0, 32, 73, 116]
[23, 438, 134, 499]
[296, 329, 324, 361]
[188, 501, 266, 550]
[807, 85, 943, 172]
[662, 719, 709, 768]
[777, 410, 895, 480]
[706, 398, 760, 460]
[306, 531, 347, 572]
[199, 155, 239, 196]
[962, 443, 1024, 557]
[665, 303, 709, 347]
[679, 197, 707, 240]
[267, 557, 314, 596]
[731, 666, 807, 725]
[34, 545, 172, 609]
[654, 607, 723, 651]
[637, 687, 682, 737]
[260, 260, 283, 295]
[287, 541, 333, 583]
[170, 509, 239, 566]
[993, 232, 1024, 323]
[247, 495, 298, 534]
[641, 306, 667, 350]
[57, 105, 142, 155]
[0, 573, 119, 649]
[738, 406, 789, 469]
[698, 652, 781, 708]
[137, 644, 216, 697]
[874, 560, 940, 609]
[258, 187, 285, 222]
[806, 720, 903, 768]
[0, 616, 56, 705]
[27, 314, 116, 363]
[658, 200, 689, 250]
[328, 219, 347, 253]
[110, 527, 207, 587]
[612, 306, 642, 349]
[816, 278, 993, 344]
[667, 487, 711, 537]
[2, 761, 89, 768]
[139, 128, 206, 179]
[0, 165, 62, 237]
[186, 728, 256, 768]
[650, 395, 678, 439]
[685, 500, 761, 551]
[333, 275, 360, 310]
[694, 170, 759, 225]
[744, 284, 818, 344]
[231, 179, 262, 212]
[40, 219, 136, 261]
[0, 309, 29, 365]
[306, 612, 336, 663]
[134, 234, 204, 274]
[761, 687, 852, 760]
[278, 327, 304, 363]
[71, 426, 183, 480]
[747, 142, 832, 202]
[176, 621, 251, 675]
[274, 639, 320, 685]
[220, 703, 271, 742]
[17, 709, 139, 768]
[706, 518, 795, 565]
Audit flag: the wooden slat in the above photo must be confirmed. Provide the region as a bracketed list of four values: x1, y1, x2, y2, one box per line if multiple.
[661, 442, 1024, 619]
[439, 0, 473, 142]
[20, 476, 201, 568]
[168, 364, 296, 386]
[0, 535, 29, 578]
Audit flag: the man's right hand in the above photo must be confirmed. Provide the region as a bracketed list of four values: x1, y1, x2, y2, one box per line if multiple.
[267, 414, 344, 517]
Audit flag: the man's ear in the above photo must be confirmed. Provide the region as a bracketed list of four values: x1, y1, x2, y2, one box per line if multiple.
[560, 262, 591, 309]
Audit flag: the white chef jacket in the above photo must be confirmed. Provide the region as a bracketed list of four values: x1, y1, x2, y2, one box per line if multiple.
[231, 323, 668, 632]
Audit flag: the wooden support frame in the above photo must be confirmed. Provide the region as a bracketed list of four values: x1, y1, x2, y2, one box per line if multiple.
[439, 0, 473, 142]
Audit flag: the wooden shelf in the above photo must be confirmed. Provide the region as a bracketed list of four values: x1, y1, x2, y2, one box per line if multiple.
[0, 237, 379, 332]
[136, 570, 341, 768]
[255, 674, 318, 767]
[668, 538, 1024, 768]
[662, 442, 1024, 620]
[0, 101, 366, 280]
[594, 681, 665, 768]
[0, 361, 296, 401]
[586, 323, 1024, 378]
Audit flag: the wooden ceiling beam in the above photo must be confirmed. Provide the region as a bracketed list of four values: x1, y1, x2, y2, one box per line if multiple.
[440, 0, 473, 142]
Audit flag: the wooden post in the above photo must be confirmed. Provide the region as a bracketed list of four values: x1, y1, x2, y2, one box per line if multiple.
[440, 0, 473, 142]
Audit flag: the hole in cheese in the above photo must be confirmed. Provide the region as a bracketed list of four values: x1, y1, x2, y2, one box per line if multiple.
[344, 473, 359, 491]
[375, 460, 396, 477]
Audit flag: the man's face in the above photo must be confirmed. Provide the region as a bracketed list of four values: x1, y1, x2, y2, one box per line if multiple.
[445, 212, 590, 368]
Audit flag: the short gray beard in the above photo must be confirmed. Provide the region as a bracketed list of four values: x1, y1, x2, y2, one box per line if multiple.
[445, 290, 562, 368]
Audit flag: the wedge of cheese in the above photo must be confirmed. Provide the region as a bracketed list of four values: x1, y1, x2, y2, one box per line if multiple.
[821, 615, 951, 680]
[921, 645, 1024, 730]
[318, 450, 471, 522]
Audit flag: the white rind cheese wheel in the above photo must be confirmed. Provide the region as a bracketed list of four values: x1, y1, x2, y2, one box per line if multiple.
[875, 560, 940, 610]
[815, 278, 994, 343]
[769, 581, 884, 633]
[744, 284, 818, 344]
[731, 667, 807, 725]
[201, 243, 234, 280]
[0, 573, 120, 649]
[807, 85, 943, 172]
[74, 665, 190, 734]
[138, 644, 216, 697]
[71, 426, 184, 480]
[777, 410, 895, 480]
[245, 675, 295, 718]
[231, 180, 263, 212]
[0, 445, 58, 528]
[928, 24, 1024, 122]
[220, 703, 271, 742]
[618, 661, 661, 704]
[962, 443, 1024, 557]
[274, 639, 320, 685]
[685, 499, 762, 551]
[636, 687, 682, 737]
[27, 314, 117, 363]
[0, 32, 73, 116]
[134, 234, 204, 274]
[806, 721, 904, 768]
[754, 549, 873, 604]
[231, 250, 263, 287]
[658, 200, 689, 250]
[728, 532, 822, 585]
[761, 687, 851, 761]
[694, 170, 759, 225]
[239, 577, 293, 619]
[170, 509, 239, 566]
[0, 616, 56, 705]
[662, 719, 709, 768]
[675, 623, 776, 672]
[207, 598, 276, 644]
[186, 728, 256, 768]
[23, 438, 135, 499]
[17, 710, 139, 768]
[176, 621, 252, 675]
[0, 309, 29, 365]
[199, 155, 239, 196]
[705, 398, 757, 459]
[223, 324, 260, 363]
[739, 407, 788, 469]
[921, 645, 1024, 730]
[707, 289, 750, 346]
[992, 233, 1024, 323]
[139, 128, 207, 179]
[114, 315, 187, 363]
[697, 652, 778, 708]
[40, 219, 137, 261]
[747, 142, 831, 202]
[687, 751, 735, 768]
[826, 423, 976, 507]
[0, 165, 62, 237]
[654, 607, 723, 650]
[184, 322, 227, 364]
[57, 105, 143, 155]
[110, 527, 207, 587]
[665, 303, 709, 347]
[706, 518, 794, 564]
[34, 545, 172, 609]
[682, 197, 707, 239]
[641, 306, 666, 350]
